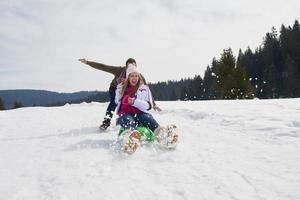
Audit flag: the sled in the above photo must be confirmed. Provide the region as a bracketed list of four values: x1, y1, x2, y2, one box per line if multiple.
[118, 125, 155, 142]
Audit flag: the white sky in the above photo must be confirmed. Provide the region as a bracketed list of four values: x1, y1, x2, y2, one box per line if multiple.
[0, 0, 299, 92]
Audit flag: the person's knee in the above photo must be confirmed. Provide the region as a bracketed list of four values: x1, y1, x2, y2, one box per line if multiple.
[118, 115, 136, 128]
[138, 114, 159, 131]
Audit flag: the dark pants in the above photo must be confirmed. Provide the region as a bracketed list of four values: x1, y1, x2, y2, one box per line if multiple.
[104, 86, 118, 120]
[117, 113, 159, 132]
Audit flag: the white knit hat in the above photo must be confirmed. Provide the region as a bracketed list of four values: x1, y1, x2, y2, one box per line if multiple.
[126, 63, 139, 79]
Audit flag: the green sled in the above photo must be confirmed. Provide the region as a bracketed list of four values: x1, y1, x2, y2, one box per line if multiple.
[118, 126, 155, 142]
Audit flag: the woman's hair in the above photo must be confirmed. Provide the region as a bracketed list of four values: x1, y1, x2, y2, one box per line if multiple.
[121, 73, 145, 96]
[125, 58, 136, 66]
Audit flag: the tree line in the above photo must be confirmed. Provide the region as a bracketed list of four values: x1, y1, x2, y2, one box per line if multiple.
[237, 20, 300, 98]
[0, 98, 23, 110]
[150, 20, 300, 100]
[1, 20, 299, 110]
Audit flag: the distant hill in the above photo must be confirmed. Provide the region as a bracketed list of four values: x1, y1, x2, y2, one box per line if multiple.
[0, 90, 109, 109]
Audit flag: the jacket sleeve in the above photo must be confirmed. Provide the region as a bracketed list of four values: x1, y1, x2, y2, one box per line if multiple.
[140, 74, 156, 106]
[132, 86, 153, 112]
[86, 61, 123, 75]
[115, 83, 123, 104]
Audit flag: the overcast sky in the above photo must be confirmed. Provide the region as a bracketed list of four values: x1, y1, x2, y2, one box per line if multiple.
[1, 0, 299, 92]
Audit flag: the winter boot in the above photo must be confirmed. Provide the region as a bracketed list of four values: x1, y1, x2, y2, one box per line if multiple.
[154, 124, 178, 149]
[119, 129, 141, 154]
[99, 118, 111, 131]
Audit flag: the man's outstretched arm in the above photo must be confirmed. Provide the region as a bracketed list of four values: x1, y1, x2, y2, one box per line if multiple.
[78, 58, 122, 75]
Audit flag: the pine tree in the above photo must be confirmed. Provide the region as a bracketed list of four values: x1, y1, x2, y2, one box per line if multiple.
[180, 86, 189, 100]
[282, 55, 300, 97]
[0, 97, 5, 110]
[214, 49, 254, 99]
[190, 75, 203, 100]
[203, 60, 219, 99]
[14, 101, 23, 109]
[170, 89, 178, 100]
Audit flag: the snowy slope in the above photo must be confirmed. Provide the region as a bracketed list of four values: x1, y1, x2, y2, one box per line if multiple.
[0, 99, 300, 200]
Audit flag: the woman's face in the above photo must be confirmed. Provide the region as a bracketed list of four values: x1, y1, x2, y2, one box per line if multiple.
[128, 72, 139, 86]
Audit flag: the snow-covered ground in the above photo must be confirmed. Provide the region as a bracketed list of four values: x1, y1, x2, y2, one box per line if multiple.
[0, 99, 300, 200]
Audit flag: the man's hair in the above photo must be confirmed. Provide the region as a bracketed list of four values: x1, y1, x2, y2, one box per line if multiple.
[125, 58, 136, 66]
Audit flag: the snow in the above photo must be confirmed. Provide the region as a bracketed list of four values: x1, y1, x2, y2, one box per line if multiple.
[1, 99, 300, 200]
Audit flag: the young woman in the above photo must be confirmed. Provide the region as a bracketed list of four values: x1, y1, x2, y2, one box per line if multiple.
[78, 58, 161, 131]
[115, 64, 178, 154]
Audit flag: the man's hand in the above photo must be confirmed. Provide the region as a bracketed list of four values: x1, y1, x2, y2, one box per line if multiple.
[121, 78, 126, 84]
[78, 58, 88, 64]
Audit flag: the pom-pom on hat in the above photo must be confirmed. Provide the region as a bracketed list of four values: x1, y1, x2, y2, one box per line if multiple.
[126, 64, 139, 79]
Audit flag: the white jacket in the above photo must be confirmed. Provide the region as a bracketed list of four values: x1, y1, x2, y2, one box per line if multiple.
[115, 83, 154, 114]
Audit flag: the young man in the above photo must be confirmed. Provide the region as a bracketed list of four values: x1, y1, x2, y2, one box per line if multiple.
[78, 58, 161, 130]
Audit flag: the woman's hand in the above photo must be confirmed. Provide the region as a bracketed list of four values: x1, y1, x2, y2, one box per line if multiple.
[121, 95, 135, 105]
[78, 58, 88, 64]
[128, 97, 135, 105]
[153, 105, 162, 112]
